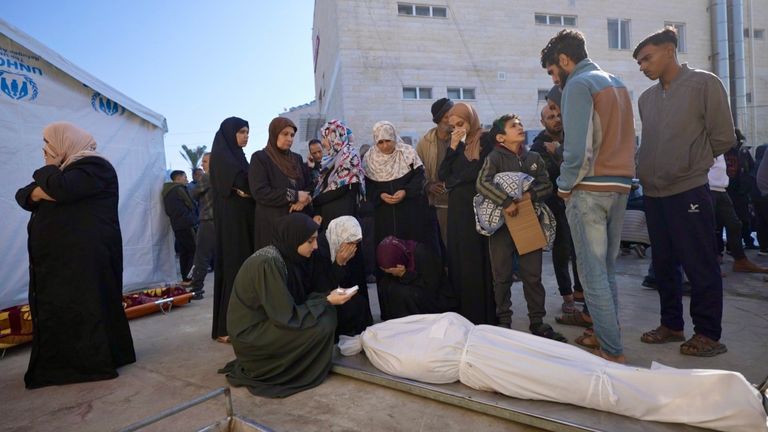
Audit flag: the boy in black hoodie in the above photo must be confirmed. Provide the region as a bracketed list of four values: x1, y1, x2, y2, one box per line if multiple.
[162, 170, 198, 283]
[476, 114, 566, 342]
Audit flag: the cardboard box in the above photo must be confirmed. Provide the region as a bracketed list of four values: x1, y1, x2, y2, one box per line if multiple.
[504, 199, 546, 255]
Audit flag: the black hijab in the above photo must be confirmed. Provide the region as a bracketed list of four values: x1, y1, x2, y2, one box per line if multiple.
[210, 116, 249, 197]
[274, 213, 319, 304]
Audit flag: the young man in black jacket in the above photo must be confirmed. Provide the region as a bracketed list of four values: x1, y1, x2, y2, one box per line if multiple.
[162, 170, 198, 283]
[476, 114, 566, 342]
[530, 102, 584, 314]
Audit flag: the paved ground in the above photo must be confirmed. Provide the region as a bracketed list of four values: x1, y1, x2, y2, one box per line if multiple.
[1, 249, 766, 431]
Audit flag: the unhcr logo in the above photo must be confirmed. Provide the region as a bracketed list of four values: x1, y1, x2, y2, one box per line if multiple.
[91, 92, 125, 116]
[0, 71, 39, 101]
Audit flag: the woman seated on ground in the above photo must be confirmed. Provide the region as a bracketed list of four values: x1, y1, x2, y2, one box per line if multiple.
[312, 216, 373, 337]
[376, 236, 455, 321]
[219, 213, 355, 398]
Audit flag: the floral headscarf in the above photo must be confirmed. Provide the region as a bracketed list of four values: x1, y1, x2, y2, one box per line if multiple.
[364, 121, 423, 182]
[313, 120, 365, 199]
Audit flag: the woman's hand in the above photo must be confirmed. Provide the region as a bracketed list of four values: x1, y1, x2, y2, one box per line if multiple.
[380, 192, 395, 205]
[381, 265, 407, 278]
[327, 289, 355, 305]
[450, 127, 466, 149]
[389, 189, 406, 204]
[30, 186, 55, 202]
[335, 242, 358, 266]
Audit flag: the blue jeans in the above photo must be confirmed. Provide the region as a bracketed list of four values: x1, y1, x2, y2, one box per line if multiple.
[566, 190, 628, 356]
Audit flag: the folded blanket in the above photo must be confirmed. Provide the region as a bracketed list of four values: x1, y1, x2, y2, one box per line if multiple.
[473, 172, 556, 249]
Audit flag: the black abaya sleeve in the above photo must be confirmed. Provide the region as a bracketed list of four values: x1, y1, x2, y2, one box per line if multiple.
[249, 152, 297, 207]
[402, 167, 426, 198]
[15, 182, 39, 211]
[32, 158, 113, 204]
[365, 177, 383, 207]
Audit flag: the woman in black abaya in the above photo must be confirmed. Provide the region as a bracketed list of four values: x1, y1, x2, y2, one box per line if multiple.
[209, 116, 254, 342]
[15, 122, 135, 389]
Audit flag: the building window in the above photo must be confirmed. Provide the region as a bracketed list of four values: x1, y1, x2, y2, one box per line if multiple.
[755, 29, 765, 40]
[447, 87, 475, 100]
[608, 18, 631, 50]
[744, 28, 750, 38]
[397, 3, 448, 18]
[747, 92, 753, 104]
[535, 13, 577, 27]
[665, 22, 687, 53]
[403, 87, 432, 100]
[537, 89, 549, 101]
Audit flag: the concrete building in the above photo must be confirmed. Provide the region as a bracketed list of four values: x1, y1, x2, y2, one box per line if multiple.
[283, 0, 767, 158]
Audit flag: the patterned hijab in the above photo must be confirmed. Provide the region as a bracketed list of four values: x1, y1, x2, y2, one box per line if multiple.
[265, 117, 301, 179]
[376, 235, 418, 273]
[43, 122, 105, 169]
[326, 216, 362, 263]
[446, 103, 483, 161]
[313, 120, 366, 198]
[364, 121, 423, 182]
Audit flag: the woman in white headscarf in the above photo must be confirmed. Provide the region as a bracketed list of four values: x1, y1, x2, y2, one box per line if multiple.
[363, 121, 438, 320]
[15, 122, 135, 389]
[312, 216, 372, 336]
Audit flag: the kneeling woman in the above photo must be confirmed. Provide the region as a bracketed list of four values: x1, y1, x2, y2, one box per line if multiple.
[220, 213, 355, 398]
[376, 236, 454, 320]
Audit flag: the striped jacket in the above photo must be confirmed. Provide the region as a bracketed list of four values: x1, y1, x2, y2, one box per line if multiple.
[557, 59, 636, 196]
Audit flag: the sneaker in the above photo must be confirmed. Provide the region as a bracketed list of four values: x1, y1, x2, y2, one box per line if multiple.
[192, 291, 204, 300]
[758, 249, 768, 256]
[632, 244, 647, 259]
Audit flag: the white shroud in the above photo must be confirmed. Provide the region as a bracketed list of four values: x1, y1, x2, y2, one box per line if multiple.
[338, 313, 767, 432]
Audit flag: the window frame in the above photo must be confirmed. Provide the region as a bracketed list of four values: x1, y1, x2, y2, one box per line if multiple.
[607, 18, 632, 50]
[534, 13, 577, 27]
[397, 3, 448, 19]
[447, 87, 476, 100]
[402, 86, 433, 100]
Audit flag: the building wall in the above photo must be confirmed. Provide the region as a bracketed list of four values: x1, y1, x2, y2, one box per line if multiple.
[312, 0, 718, 147]
[744, 0, 768, 146]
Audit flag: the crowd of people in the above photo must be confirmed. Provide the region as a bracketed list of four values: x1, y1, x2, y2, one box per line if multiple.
[14, 27, 768, 405]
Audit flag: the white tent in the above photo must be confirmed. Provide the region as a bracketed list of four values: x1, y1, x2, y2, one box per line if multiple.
[0, 18, 177, 310]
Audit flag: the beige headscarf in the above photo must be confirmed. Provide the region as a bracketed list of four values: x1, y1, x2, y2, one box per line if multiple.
[446, 103, 482, 161]
[43, 122, 104, 168]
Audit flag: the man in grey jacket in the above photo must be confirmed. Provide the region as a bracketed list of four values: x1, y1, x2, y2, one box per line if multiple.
[189, 152, 215, 300]
[634, 28, 734, 357]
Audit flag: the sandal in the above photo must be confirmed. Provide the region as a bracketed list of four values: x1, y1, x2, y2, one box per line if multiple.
[530, 323, 568, 343]
[680, 334, 728, 357]
[640, 325, 685, 344]
[575, 334, 600, 349]
[555, 311, 593, 328]
[216, 336, 231, 344]
[561, 301, 577, 314]
[573, 291, 585, 303]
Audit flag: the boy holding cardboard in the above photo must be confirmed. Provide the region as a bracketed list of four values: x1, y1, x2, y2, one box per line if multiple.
[476, 114, 566, 342]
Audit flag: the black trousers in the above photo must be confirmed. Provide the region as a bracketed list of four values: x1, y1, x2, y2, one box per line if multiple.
[645, 185, 723, 341]
[753, 195, 768, 249]
[712, 191, 745, 260]
[174, 227, 197, 280]
[551, 210, 582, 296]
[488, 229, 546, 326]
[191, 220, 215, 292]
[728, 191, 754, 246]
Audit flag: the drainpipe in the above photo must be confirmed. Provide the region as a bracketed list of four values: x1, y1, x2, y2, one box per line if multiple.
[748, 0, 758, 146]
[728, 0, 748, 135]
[710, 1, 730, 96]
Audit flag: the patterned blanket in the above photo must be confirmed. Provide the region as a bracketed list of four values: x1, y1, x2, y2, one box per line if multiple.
[473, 172, 556, 249]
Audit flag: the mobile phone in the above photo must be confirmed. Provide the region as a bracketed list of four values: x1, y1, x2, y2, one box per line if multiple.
[336, 286, 359, 295]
